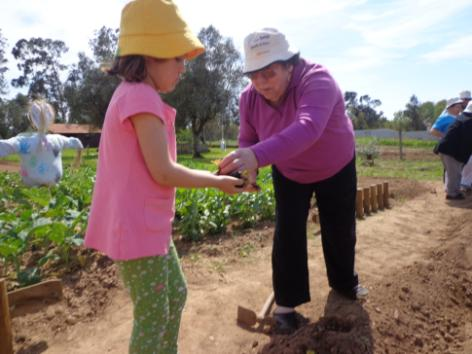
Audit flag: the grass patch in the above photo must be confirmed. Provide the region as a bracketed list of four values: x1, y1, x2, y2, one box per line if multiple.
[356, 136, 437, 149]
[357, 157, 442, 180]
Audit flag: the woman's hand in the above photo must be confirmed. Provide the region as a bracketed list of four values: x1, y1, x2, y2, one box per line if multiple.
[219, 148, 258, 175]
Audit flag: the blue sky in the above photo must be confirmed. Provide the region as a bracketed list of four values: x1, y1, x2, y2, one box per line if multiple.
[1, 0, 471, 119]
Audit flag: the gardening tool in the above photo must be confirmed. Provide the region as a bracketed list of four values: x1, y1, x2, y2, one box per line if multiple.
[237, 291, 275, 327]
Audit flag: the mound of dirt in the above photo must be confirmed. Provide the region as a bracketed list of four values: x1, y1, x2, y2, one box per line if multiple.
[260, 224, 472, 354]
[12, 252, 119, 353]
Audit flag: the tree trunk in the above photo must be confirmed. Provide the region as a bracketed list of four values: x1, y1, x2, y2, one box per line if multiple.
[192, 131, 202, 158]
[399, 129, 404, 160]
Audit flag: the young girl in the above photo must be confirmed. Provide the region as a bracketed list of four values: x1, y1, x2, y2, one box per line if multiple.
[83, 0, 243, 353]
[0, 99, 83, 186]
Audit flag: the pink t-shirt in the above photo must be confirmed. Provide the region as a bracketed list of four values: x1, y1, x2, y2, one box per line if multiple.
[84, 82, 177, 260]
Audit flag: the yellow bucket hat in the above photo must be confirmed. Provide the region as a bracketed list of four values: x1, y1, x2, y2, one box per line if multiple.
[118, 0, 204, 60]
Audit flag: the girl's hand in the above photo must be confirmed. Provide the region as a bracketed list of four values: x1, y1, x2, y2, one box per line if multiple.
[219, 148, 258, 175]
[216, 175, 245, 195]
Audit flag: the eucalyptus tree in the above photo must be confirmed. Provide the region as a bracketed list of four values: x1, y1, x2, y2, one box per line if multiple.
[0, 29, 8, 96]
[64, 27, 120, 126]
[344, 91, 387, 129]
[0, 93, 30, 138]
[403, 95, 426, 130]
[165, 25, 245, 157]
[11, 37, 68, 120]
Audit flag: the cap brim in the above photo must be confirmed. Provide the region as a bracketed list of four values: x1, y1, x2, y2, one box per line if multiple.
[244, 50, 299, 74]
[119, 31, 205, 60]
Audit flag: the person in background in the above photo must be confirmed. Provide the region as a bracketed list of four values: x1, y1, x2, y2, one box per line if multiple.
[459, 90, 471, 110]
[458, 90, 472, 191]
[84, 1, 243, 353]
[434, 101, 472, 200]
[219, 28, 368, 333]
[0, 99, 83, 186]
[430, 97, 463, 138]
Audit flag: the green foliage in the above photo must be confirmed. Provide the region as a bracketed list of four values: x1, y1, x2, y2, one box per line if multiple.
[164, 25, 245, 157]
[0, 148, 275, 284]
[0, 167, 94, 285]
[356, 136, 437, 149]
[176, 129, 193, 144]
[0, 93, 30, 138]
[11, 37, 69, 119]
[345, 91, 388, 128]
[356, 157, 442, 180]
[0, 29, 8, 96]
[357, 138, 379, 165]
[175, 167, 275, 241]
[64, 27, 120, 126]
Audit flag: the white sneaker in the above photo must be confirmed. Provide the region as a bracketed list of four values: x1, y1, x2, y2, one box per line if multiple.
[355, 285, 369, 300]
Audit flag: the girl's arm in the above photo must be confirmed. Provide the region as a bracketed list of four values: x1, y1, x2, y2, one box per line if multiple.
[131, 114, 243, 194]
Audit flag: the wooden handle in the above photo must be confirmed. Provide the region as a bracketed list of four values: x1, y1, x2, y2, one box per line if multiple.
[0, 279, 13, 354]
[257, 292, 275, 319]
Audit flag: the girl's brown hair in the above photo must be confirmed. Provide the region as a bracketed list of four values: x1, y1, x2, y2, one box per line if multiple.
[107, 55, 147, 82]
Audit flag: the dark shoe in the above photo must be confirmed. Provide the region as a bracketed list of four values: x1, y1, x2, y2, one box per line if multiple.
[446, 193, 465, 200]
[273, 312, 300, 334]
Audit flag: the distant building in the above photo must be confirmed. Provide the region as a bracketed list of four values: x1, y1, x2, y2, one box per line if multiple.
[49, 124, 101, 148]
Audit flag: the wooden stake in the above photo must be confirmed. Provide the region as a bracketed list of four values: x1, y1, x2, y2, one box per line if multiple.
[383, 182, 390, 208]
[356, 188, 364, 219]
[377, 184, 384, 210]
[0, 279, 13, 354]
[370, 185, 378, 212]
[363, 187, 371, 214]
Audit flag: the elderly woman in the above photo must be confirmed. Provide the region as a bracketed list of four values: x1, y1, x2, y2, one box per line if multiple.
[219, 28, 367, 332]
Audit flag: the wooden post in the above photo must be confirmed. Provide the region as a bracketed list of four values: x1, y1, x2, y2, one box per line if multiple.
[356, 188, 364, 219]
[383, 182, 390, 208]
[0, 279, 13, 354]
[377, 184, 384, 210]
[370, 185, 378, 212]
[363, 187, 371, 214]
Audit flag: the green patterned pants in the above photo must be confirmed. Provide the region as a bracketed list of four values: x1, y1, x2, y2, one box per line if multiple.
[118, 241, 187, 354]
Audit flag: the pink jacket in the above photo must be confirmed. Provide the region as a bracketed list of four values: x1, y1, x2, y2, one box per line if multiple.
[239, 58, 355, 183]
[84, 82, 177, 260]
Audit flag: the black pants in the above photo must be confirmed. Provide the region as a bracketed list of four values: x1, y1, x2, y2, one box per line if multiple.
[271, 157, 359, 307]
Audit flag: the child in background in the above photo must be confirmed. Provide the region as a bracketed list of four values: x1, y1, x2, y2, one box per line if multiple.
[0, 99, 83, 186]
[83, 0, 243, 353]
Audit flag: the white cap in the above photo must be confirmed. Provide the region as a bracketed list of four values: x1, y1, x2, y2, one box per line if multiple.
[446, 97, 463, 109]
[28, 100, 55, 133]
[243, 28, 299, 74]
[459, 90, 471, 100]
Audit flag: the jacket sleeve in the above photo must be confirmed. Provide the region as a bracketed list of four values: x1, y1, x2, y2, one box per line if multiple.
[250, 71, 338, 167]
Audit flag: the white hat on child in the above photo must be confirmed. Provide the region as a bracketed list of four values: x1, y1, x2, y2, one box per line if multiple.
[28, 100, 55, 133]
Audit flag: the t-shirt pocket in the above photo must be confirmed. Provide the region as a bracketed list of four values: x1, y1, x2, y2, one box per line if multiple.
[144, 198, 175, 233]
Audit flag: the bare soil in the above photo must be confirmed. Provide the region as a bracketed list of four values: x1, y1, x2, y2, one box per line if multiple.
[8, 176, 471, 354]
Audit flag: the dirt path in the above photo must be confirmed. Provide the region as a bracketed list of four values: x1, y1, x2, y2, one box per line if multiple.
[12, 180, 472, 354]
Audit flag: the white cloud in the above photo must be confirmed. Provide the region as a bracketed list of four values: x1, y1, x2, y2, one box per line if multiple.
[422, 35, 472, 62]
[346, 0, 472, 49]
